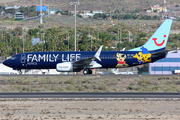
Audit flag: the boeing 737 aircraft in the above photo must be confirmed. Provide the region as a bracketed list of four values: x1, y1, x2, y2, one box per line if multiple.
[3, 19, 173, 74]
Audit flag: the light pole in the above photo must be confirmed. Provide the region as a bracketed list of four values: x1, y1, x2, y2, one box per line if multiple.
[22, 30, 24, 53]
[68, 32, 70, 51]
[125, 29, 130, 42]
[70, 0, 79, 51]
[77, 34, 79, 51]
[40, 0, 43, 24]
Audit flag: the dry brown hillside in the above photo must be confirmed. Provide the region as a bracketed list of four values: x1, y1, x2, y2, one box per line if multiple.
[4, 0, 180, 11]
[0, 0, 18, 3]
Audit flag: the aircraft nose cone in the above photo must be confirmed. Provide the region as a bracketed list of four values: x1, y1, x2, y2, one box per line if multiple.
[3, 60, 10, 67]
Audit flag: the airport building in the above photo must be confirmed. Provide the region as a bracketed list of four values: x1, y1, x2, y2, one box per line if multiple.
[149, 50, 180, 74]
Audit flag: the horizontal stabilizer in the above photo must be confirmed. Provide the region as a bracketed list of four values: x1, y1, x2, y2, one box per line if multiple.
[168, 50, 178, 54]
[152, 50, 169, 57]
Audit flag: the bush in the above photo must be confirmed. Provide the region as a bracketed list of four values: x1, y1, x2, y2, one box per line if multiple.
[138, 80, 149, 86]
[99, 84, 108, 91]
[76, 85, 85, 91]
[175, 81, 180, 85]
[151, 86, 161, 91]
[64, 79, 74, 84]
[83, 84, 92, 90]
[127, 85, 135, 90]
[66, 85, 75, 91]
[82, 79, 91, 84]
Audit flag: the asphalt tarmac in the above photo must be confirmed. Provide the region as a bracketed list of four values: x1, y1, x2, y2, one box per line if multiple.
[0, 92, 180, 98]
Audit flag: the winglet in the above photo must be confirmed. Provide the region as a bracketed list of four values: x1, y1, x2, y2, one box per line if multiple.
[121, 47, 126, 51]
[94, 45, 103, 61]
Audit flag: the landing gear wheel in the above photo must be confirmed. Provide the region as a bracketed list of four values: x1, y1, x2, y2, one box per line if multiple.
[83, 69, 88, 75]
[19, 70, 22, 75]
[83, 69, 92, 75]
[88, 69, 92, 74]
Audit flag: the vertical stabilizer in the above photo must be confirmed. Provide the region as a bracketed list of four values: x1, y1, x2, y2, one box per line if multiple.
[129, 19, 172, 52]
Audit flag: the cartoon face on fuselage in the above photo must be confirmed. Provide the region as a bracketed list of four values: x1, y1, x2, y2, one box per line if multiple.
[116, 53, 126, 62]
[115, 53, 129, 68]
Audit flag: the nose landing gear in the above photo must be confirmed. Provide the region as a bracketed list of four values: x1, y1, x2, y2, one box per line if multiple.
[83, 69, 92, 75]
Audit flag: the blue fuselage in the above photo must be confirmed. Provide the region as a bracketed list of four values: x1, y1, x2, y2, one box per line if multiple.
[3, 50, 166, 70]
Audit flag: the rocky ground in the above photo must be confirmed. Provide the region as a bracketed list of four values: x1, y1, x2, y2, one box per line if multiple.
[0, 0, 18, 3]
[0, 98, 180, 120]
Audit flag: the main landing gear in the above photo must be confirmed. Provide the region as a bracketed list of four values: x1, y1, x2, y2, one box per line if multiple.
[83, 69, 92, 75]
[19, 69, 22, 75]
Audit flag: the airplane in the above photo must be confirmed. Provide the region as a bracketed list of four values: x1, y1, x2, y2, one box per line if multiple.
[3, 19, 173, 75]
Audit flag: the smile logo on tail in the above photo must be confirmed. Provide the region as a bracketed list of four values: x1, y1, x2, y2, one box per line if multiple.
[152, 35, 166, 46]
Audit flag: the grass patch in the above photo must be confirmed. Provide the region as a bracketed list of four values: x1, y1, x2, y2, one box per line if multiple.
[0, 75, 180, 92]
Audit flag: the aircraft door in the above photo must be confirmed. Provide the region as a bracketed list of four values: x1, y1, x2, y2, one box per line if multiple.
[21, 54, 26, 63]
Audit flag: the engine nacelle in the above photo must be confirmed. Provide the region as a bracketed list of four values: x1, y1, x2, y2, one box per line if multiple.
[56, 62, 73, 72]
[56, 62, 82, 72]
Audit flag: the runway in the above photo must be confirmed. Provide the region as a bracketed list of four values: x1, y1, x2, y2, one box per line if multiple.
[0, 74, 180, 77]
[0, 93, 180, 98]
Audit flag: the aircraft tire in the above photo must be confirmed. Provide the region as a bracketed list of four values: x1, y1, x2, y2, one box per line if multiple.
[19, 71, 22, 75]
[83, 69, 92, 74]
[83, 69, 88, 74]
[88, 69, 92, 74]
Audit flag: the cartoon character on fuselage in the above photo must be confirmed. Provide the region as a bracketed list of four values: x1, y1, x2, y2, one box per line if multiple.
[116, 53, 129, 68]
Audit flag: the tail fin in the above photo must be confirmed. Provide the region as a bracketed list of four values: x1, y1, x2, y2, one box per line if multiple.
[129, 19, 172, 52]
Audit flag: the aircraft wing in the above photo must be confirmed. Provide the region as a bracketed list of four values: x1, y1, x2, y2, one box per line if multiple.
[73, 57, 95, 66]
[72, 46, 103, 68]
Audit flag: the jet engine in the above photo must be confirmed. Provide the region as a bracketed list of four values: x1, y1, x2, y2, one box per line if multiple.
[56, 62, 82, 72]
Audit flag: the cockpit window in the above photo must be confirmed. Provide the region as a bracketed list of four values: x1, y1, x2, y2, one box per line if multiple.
[9, 56, 16, 60]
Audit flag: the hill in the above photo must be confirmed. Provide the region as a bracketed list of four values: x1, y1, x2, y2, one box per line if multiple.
[0, 0, 18, 4]
[4, 0, 180, 11]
